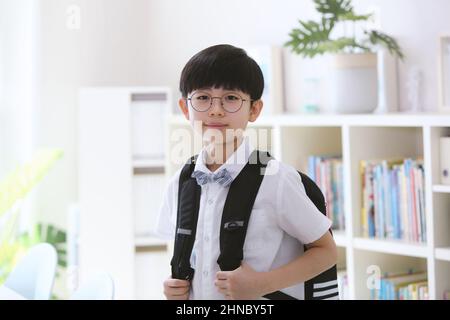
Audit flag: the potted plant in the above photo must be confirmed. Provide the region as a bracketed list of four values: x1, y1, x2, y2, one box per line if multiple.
[285, 0, 404, 114]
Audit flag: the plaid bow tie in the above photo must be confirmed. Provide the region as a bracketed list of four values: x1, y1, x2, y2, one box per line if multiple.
[191, 168, 233, 187]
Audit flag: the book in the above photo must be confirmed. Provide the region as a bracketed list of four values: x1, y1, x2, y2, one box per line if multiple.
[378, 270, 427, 300]
[360, 158, 425, 242]
[308, 155, 344, 230]
[133, 174, 166, 237]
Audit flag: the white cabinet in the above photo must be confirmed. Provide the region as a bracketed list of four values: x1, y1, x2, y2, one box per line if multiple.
[78, 87, 171, 299]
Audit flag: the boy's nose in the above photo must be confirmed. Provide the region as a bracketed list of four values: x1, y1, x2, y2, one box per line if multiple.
[208, 98, 225, 116]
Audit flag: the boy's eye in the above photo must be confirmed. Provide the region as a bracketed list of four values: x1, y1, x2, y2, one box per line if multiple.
[196, 95, 210, 100]
[225, 95, 239, 101]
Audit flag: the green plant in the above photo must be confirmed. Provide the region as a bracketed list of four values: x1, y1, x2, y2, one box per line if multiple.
[285, 0, 404, 59]
[0, 149, 64, 285]
[0, 149, 63, 218]
[0, 223, 67, 284]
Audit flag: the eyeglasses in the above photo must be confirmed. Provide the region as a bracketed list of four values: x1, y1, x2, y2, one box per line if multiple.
[187, 91, 253, 113]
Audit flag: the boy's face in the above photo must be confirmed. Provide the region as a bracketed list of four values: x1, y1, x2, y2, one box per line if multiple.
[178, 87, 263, 145]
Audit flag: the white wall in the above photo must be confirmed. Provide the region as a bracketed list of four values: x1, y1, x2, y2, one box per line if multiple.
[0, 0, 40, 229]
[0, 0, 38, 176]
[146, 0, 450, 113]
[35, 0, 450, 228]
[37, 0, 153, 228]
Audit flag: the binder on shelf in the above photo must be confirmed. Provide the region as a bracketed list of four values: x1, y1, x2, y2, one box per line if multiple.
[130, 89, 171, 161]
[337, 269, 349, 300]
[132, 173, 166, 237]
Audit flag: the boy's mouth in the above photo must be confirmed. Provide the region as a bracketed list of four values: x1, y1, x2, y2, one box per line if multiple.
[204, 123, 228, 128]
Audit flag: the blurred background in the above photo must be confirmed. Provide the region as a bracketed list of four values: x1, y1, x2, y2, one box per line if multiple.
[1, 0, 450, 300]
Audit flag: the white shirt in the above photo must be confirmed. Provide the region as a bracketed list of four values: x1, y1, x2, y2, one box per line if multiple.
[155, 137, 332, 300]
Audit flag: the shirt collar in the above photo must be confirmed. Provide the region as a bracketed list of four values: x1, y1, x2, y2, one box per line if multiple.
[194, 136, 255, 181]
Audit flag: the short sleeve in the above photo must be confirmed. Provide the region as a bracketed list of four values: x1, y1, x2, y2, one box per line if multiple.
[275, 164, 332, 244]
[153, 167, 182, 240]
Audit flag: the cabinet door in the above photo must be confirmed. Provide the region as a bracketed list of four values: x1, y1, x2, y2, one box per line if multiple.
[79, 88, 135, 299]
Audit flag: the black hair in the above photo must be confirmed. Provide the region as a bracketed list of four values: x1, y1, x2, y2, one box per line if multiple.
[179, 44, 264, 101]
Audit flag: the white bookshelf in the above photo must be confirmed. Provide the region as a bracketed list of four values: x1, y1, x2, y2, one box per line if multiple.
[166, 113, 450, 300]
[433, 185, 450, 193]
[333, 230, 348, 248]
[132, 158, 165, 169]
[352, 237, 428, 258]
[78, 87, 172, 299]
[435, 247, 450, 261]
[135, 236, 168, 248]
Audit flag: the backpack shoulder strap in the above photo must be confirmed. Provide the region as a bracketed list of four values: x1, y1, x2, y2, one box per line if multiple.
[217, 150, 273, 271]
[298, 171, 327, 216]
[297, 171, 339, 300]
[171, 155, 201, 280]
[218, 150, 297, 300]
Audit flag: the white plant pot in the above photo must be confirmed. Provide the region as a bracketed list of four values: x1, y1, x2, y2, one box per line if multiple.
[330, 53, 378, 114]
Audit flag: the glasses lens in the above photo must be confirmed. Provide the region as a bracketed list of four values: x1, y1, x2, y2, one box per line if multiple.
[222, 93, 243, 112]
[191, 92, 211, 111]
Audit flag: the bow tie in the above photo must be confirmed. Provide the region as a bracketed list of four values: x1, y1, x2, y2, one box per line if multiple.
[191, 168, 233, 187]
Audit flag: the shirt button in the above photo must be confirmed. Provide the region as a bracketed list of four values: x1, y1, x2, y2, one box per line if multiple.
[207, 199, 213, 205]
[204, 236, 209, 242]
[203, 270, 209, 276]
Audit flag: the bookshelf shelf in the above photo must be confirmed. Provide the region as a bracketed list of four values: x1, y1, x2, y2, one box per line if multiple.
[353, 237, 428, 258]
[135, 236, 168, 248]
[333, 230, 348, 247]
[166, 113, 450, 300]
[435, 247, 450, 261]
[432, 185, 450, 193]
[132, 158, 166, 170]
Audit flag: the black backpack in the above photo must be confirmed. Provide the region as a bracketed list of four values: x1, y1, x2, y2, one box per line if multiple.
[171, 150, 338, 300]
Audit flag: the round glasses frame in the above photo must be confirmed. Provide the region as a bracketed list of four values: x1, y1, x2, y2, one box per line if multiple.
[186, 91, 254, 113]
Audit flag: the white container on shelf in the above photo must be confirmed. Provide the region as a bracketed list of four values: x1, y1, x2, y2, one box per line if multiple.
[440, 137, 450, 185]
[330, 53, 378, 114]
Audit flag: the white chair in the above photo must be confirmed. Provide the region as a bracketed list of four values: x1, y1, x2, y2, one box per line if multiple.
[3, 243, 57, 300]
[70, 273, 115, 300]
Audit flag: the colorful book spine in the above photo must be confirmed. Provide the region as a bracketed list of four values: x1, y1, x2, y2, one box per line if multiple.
[372, 270, 428, 300]
[360, 158, 426, 243]
[308, 155, 344, 230]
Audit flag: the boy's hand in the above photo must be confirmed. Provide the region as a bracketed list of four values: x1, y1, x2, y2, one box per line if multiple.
[163, 277, 190, 300]
[214, 262, 267, 300]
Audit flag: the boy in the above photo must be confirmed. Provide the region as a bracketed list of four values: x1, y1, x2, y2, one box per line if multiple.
[155, 44, 337, 300]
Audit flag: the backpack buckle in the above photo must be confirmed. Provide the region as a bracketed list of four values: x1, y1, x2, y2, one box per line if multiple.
[224, 220, 244, 230]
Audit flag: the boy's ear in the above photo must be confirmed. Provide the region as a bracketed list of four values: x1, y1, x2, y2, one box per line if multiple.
[248, 100, 263, 122]
[178, 98, 190, 120]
